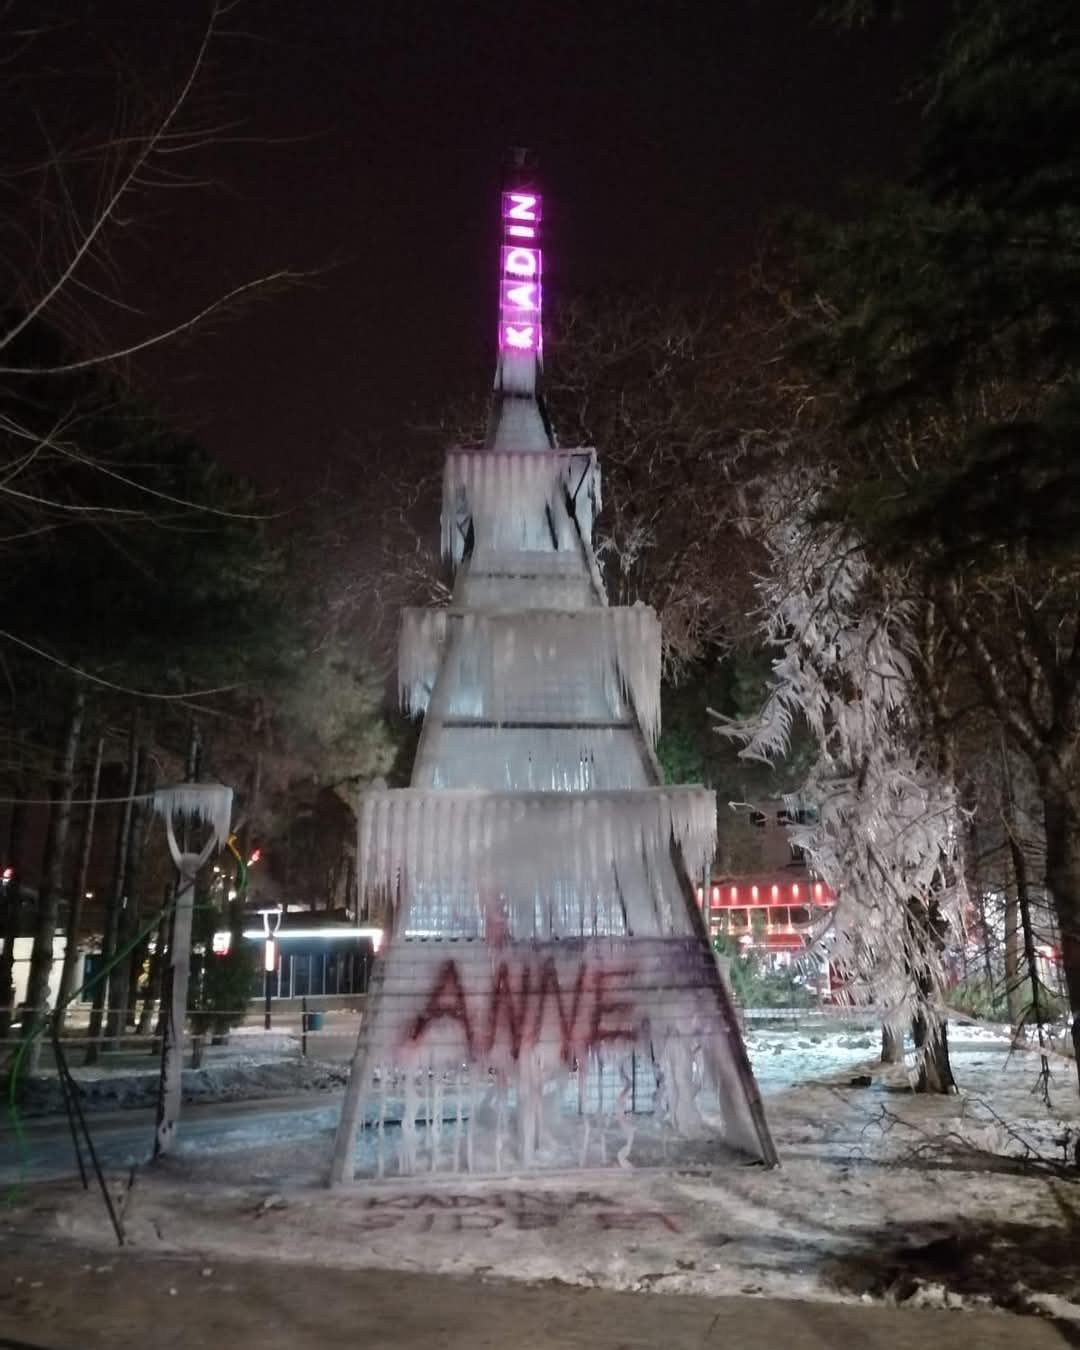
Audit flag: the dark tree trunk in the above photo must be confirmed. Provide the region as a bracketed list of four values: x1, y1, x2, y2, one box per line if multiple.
[85, 717, 138, 1064]
[914, 1012, 957, 1093]
[106, 745, 151, 1046]
[23, 687, 85, 1071]
[55, 734, 104, 1030]
[126, 938, 146, 1023]
[907, 897, 958, 1094]
[1041, 787, 1080, 1084]
[0, 797, 28, 1043]
[973, 879, 996, 992]
[1004, 887, 1022, 1034]
[1016, 849, 1048, 1040]
[1000, 742, 1030, 1040]
[137, 886, 172, 1039]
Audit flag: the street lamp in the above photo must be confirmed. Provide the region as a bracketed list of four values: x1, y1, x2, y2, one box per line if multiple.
[259, 905, 282, 1029]
[151, 782, 233, 1160]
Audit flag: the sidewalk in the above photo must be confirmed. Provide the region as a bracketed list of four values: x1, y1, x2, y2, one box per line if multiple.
[0, 1246, 1071, 1349]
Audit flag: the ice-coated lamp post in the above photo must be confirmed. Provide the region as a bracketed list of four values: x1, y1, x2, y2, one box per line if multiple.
[152, 782, 233, 1160]
[260, 905, 282, 1030]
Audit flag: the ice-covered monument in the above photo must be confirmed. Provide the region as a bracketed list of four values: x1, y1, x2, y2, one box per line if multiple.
[329, 168, 777, 1182]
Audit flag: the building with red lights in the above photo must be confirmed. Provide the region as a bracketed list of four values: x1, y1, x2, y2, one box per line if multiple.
[697, 801, 835, 964]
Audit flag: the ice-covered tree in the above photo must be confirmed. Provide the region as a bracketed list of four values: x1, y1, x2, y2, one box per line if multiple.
[717, 476, 965, 1090]
[789, 0, 1080, 1086]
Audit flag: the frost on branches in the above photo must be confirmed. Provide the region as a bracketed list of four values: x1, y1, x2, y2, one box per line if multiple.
[717, 481, 965, 1082]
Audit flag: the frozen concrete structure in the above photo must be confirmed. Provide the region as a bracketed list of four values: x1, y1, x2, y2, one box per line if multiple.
[330, 170, 776, 1182]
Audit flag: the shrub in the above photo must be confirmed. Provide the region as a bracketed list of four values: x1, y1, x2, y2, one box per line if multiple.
[713, 934, 817, 1008]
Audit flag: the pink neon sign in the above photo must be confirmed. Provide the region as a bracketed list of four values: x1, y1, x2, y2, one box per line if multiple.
[499, 190, 542, 354]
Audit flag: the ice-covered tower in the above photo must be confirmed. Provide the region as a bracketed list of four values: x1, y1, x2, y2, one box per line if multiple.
[330, 167, 776, 1183]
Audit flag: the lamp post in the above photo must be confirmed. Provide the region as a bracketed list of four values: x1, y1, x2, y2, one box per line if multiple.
[152, 782, 233, 1160]
[260, 905, 282, 1029]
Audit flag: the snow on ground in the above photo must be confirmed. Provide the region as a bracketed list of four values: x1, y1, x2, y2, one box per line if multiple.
[20, 1055, 349, 1116]
[745, 1023, 881, 1093]
[20, 1022, 357, 1115]
[7, 1022, 1080, 1325]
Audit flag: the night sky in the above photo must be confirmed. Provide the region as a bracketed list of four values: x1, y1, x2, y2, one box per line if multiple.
[67, 1, 941, 491]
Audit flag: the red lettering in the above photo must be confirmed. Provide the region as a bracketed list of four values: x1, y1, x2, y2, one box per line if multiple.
[564, 1193, 615, 1215]
[486, 961, 533, 1059]
[453, 1213, 502, 1232]
[356, 1213, 403, 1231]
[505, 1189, 561, 1212]
[589, 966, 638, 1046]
[405, 952, 647, 1063]
[515, 1211, 560, 1230]
[407, 960, 473, 1054]
[534, 959, 588, 1061]
[594, 1211, 681, 1233]
[571, 1191, 620, 1208]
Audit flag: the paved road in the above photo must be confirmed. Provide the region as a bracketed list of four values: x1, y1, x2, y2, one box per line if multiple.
[0, 1093, 339, 1184]
[0, 1247, 1070, 1349]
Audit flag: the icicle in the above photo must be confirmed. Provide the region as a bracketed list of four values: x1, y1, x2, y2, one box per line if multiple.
[152, 783, 232, 850]
[616, 1056, 635, 1169]
[495, 1075, 506, 1173]
[399, 610, 449, 715]
[586, 797, 601, 903]
[401, 1055, 419, 1176]
[152, 782, 233, 873]
[466, 1078, 476, 1173]
[440, 449, 601, 565]
[377, 1069, 386, 1179]
[396, 607, 661, 741]
[519, 1053, 536, 1169]
[441, 451, 560, 561]
[610, 606, 662, 745]
[453, 1066, 463, 1173]
[360, 786, 716, 919]
[430, 1068, 442, 1173]
[596, 1053, 608, 1165]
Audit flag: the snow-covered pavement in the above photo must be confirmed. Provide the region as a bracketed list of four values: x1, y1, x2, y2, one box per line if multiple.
[2, 1242, 1069, 1350]
[5, 1022, 1079, 1326]
[0, 1247, 1071, 1349]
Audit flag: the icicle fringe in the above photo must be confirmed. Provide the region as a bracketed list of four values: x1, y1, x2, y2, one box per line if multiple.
[358, 786, 716, 902]
[398, 606, 661, 745]
[441, 449, 601, 564]
[152, 782, 233, 851]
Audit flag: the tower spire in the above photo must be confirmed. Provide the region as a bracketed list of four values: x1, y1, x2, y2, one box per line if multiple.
[329, 158, 778, 1185]
[487, 148, 554, 451]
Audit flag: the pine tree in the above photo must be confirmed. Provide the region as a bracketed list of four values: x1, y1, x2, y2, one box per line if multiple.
[797, 0, 1080, 1083]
